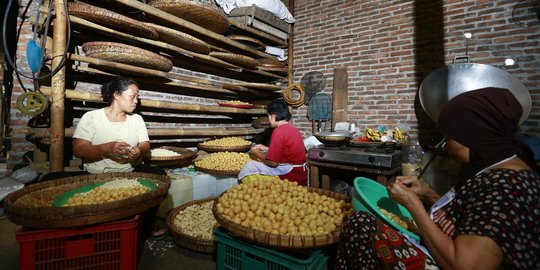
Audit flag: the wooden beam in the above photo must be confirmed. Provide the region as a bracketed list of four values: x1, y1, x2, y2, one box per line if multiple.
[49, 0, 67, 172]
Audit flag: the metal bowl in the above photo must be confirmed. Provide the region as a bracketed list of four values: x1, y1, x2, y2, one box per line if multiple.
[314, 131, 352, 146]
[419, 63, 531, 124]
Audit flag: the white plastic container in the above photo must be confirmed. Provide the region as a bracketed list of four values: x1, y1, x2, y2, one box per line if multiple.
[216, 176, 239, 194]
[170, 168, 217, 200]
[156, 174, 193, 219]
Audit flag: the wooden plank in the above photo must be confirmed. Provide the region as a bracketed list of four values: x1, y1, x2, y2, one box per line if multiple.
[331, 68, 348, 129]
[29, 127, 265, 139]
[40, 86, 267, 115]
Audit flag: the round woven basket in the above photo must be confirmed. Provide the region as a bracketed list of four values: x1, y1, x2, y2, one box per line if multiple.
[209, 52, 258, 69]
[146, 23, 210, 54]
[4, 172, 171, 229]
[225, 82, 281, 91]
[197, 143, 251, 153]
[195, 166, 240, 177]
[166, 197, 217, 253]
[149, 146, 197, 161]
[258, 57, 285, 68]
[67, 2, 158, 39]
[213, 188, 352, 249]
[149, 0, 230, 33]
[227, 35, 266, 50]
[82, 41, 173, 72]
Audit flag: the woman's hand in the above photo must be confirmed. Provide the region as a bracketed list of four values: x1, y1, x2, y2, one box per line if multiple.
[127, 146, 141, 161]
[387, 180, 423, 210]
[106, 140, 132, 161]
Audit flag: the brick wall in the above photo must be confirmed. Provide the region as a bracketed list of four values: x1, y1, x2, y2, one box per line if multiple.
[4, 0, 539, 168]
[292, 0, 540, 147]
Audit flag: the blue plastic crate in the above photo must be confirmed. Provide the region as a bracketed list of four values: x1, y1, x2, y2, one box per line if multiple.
[215, 228, 328, 270]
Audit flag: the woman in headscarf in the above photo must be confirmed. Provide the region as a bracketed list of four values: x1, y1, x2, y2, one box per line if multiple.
[335, 87, 539, 269]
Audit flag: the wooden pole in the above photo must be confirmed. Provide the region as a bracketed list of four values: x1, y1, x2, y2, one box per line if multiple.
[331, 68, 348, 128]
[288, 0, 295, 86]
[49, 0, 67, 172]
[112, 0, 271, 58]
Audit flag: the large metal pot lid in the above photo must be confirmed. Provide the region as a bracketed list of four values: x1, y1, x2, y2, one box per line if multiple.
[419, 63, 531, 124]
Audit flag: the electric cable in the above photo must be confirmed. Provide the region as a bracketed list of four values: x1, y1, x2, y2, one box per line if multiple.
[2, 0, 72, 83]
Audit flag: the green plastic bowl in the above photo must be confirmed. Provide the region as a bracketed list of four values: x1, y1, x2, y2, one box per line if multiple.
[352, 177, 420, 240]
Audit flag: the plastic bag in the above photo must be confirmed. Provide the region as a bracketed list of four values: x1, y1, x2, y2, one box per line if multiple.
[0, 176, 24, 201]
[10, 166, 39, 184]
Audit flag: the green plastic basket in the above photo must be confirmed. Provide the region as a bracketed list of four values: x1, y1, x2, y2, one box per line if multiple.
[352, 177, 420, 240]
[215, 228, 328, 270]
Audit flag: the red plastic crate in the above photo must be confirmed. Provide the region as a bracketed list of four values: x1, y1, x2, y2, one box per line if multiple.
[16, 215, 141, 270]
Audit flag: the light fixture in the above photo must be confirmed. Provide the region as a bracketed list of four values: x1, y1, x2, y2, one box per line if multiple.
[505, 58, 515, 66]
[463, 32, 473, 57]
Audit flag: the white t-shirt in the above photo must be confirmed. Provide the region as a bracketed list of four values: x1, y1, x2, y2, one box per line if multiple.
[73, 108, 149, 173]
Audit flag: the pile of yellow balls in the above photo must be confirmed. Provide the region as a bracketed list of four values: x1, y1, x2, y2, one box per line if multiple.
[216, 178, 353, 236]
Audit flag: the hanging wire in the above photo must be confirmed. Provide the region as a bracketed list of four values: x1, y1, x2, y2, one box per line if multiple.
[2, 0, 72, 91]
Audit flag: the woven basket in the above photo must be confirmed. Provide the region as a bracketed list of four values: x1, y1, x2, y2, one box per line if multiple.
[225, 82, 281, 91]
[227, 35, 265, 50]
[209, 52, 258, 69]
[146, 23, 210, 54]
[4, 172, 171, 229]
[82, 41, 173, 72]
[166, 197, 217, 253]
[195, 166, 240, 177]
[213, 188, 352, 249]
[149, 0, 230, 33]
[68, 2, 158, 39]
[258, 57, 285, 68]
[197, 143, 251, 153]
[149, 146, 197, 161]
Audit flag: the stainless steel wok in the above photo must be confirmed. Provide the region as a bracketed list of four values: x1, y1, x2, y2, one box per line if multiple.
[419, 61, 531, 124]
[314, 131, 353, 146]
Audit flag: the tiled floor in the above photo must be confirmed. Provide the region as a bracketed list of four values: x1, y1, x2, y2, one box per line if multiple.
[0, 213, 216, 270]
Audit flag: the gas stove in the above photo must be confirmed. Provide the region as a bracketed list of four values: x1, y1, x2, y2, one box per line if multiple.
[307, 144, 401, 169]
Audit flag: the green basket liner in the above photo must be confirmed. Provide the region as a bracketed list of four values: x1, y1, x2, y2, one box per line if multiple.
[352, 177, 420, 240]
[53, 178, 157, 207]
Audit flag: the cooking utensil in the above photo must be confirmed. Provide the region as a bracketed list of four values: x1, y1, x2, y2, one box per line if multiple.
[419, 56, 531, 124]
[307, 93, 332, 133]
[314, 131, 352, 146]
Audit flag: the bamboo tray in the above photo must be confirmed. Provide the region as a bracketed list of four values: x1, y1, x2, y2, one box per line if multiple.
[209, 52, 259, 69]
[67, 2, 159, 39]
[195, 166, 240, 177]
[4, 172, 171, 228]
[197, 144, 251, 153]
[167, 197, 217, 253]
[149, 146, 197, 161]
[212, 188, 352, 249]
[146, 23, 210, 54]
[82, 41, 173, 72]
[149, 0, 230, 34]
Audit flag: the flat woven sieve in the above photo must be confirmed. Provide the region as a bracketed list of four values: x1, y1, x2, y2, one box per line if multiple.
[67, 2, 158, 39]
[82, 41, 173, 72]
[146, 23, 210, 54]
[209, 52, 258, 69]
[149, 0, 230, 33]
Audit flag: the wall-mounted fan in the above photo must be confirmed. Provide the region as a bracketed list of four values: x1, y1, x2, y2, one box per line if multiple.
[300, 71, 326, 105]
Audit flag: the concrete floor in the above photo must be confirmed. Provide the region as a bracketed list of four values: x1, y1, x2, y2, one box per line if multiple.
[0, 212, 215, 270]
